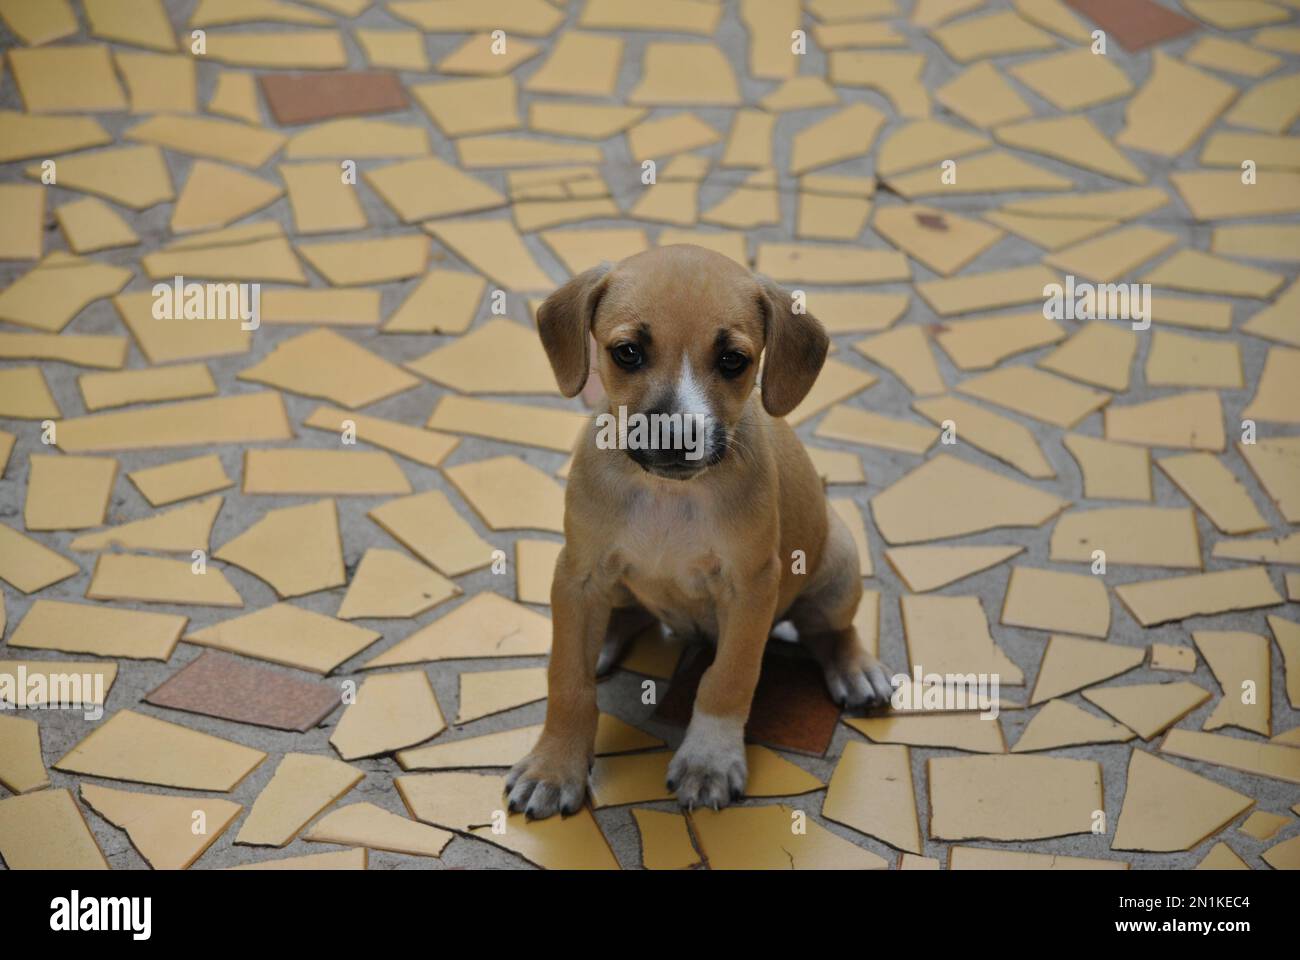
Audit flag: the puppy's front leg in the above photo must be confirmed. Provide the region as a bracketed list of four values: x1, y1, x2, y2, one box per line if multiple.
[506, 549, 610, 819]
[669, 557, 779, 810]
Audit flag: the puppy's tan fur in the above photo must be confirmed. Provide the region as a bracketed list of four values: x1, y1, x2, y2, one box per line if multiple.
[507, 245, 890, 817]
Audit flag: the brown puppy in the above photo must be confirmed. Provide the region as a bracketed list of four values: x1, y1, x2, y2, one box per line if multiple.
[506, 244, 891, 817]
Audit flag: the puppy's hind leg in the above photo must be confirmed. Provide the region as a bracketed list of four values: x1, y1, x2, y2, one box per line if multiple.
[595, 603, 656, 677]
[790, 510, 893, 709]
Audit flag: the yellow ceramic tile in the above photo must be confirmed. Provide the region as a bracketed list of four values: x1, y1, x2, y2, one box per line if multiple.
[10, 601, 179, 665]
[446, 455, 565, 534]
[336, 548, 459, 621]
[302, 406, 459, 468]
[929, 755, 1102, 841]
[354, 27, 428, 70]
[116, 51, 195, 114]
[23, 454, 116, 532]
[1111, 749, 1253, 852]
[0, 522, 78, 590]
[456, 666, 548, 723]
[80, 783, 240, 869]
[0, 789, 107, 869]
[69, 494, 223, 554]
[1157, 453, 1268, 534]
[847, 714, 1005, 753]
[902, 593, 1023, 682]
[406, 318, 557, 394]
[187, 602, 380, 674]
[0, 0, 76, 45]
[1038, 322, 1137, 392]
[54, 196, 139, 254]
[1115, 567, 1283, 627]
[171, 160, 282, 234]
[207, 71, 262, 125]
[1118, 53, 1237, 158]
[242, 449, 410, 496]
[304, 802, 453, 858]
[1239, 438, 1300, 523]
[56, 709, 264, 791]
[690, 803, 888, 870]
[1242, 345, 1300, 423]
[1011, 700, 1133, 753]
[632, 809, 700, 870]
[871, 454, 1066, 545]
[438, 32, 542, 76]
[1195, 630, 1271, 736]
[25, 144, 173, 209]
[368, 489, 494, 578]
[239, 328, 419, 408]
[1049, 506, 1201, 568]
[629, 41, 740, 106]
[0, 110, 112, 163]
[9, 44, 127, 112]
[790, 102, 886, 175]
[0, 714, 49, 794]
[203, 30, 348, 68]
[1031, 635, 1144, 704]
[214, 499, 345, 599]
[1164, 729, 1300, 784]
[884, 544, 1024, 593]
[236, 753, 362, 847]
[934, 61, 1031, 129]
[331, 670, 446, 760]
[1103, 391, 1226, 451]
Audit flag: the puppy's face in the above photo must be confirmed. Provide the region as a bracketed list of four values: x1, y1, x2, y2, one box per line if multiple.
[538, 245, 828, 481]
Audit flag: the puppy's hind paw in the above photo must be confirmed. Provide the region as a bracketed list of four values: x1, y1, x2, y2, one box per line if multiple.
[505, 746, 589, 820]
[824, 658, 895, 711]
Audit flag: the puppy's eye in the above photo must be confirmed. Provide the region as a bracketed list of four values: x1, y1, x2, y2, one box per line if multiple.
[612, 342, 644, 370]
[717, 351, 749, 378]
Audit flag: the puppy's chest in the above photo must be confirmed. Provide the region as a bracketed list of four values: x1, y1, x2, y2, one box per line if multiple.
[608, 487, 725, 607]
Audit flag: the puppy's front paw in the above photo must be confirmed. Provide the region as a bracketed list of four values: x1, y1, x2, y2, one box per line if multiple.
[505, 741, 589, 820]
[667, 714, 746, 810]
[824, 652, 895, 710]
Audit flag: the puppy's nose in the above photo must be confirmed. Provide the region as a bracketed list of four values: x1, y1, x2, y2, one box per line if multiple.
[627, 405, 708, 471]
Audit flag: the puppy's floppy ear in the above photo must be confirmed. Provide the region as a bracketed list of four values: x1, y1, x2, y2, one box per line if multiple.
[536, 264, 610, 397]
[757, 276, 829, 418]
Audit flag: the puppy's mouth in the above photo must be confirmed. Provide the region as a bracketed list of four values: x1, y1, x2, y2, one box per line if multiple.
[634, 457, 710, 481]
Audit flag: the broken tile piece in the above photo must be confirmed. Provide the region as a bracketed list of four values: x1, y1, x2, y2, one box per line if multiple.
[1115, 567, 1282, 627]
[1031, 635, 1145, 704]
[1112, 749, 1253, 852]
[1239, 811, 1289, 842]
[1163, 729, 1300, 784]
[1001, 565, 1109, 638]
[632, 809, 700, 870]
[0, 714, 49, 794]
[239, 329, 418, 409]
[1157, 453, 1268, 534]
[914, 394, 1055, 478]
[1049, 507, 1201, 568]
[854, 326, 944, 396]
[934, 61, 1031, 129]
[80, 783, 240, 870]
[0, 524, 78, 594]
[691, 803, 888, 870]
[1084, 682, 1212, 739]
[427, 396, 585, 454]
[1038, 322, 1137, 393]
[629, 41, 740, 106]
[87, 553, 243, 607]
[958, 366, 1110, 429]
[128, 454, 234, 507]
[0, 255, 133, 334]
[884, 545, 1024, 593]
[146, 650, 339, 732]
[0, 789, 107, 869]
[1238, 437, 1300, 523]
[9, 43, 127, 112]
[457, 667, 548, 723]
[997, 115, 1146, 184]
[186, 603, 379, 675]
[55, 709, 264, 791]
[445, 456, 566, 534]
[367, 592, 550, 668]
[1009, 47, 1133, 110]
[1194, 631, 1271, 736]
[369, 489, 493, 578]
[1152, 643, 1197, 672]
[331, 671, 446, 760]
[297, 235, 428, 287]
[790, 103, 886, 175]
[902, 594, 1023, 684]
[242, 450, 409, 497]
[214, 499, 344, 599]
[79, 363, 217, 412]
[822, 741, 920, 853]
[1242, 346, 1300, 424]
[23, 454, 117, 531]
[55, 196, 138, 254]
[929, 755, 1102, 840]
[9, 599, 184, 661]
[871, 454, 1067, 544]
[1197, 841, 1250, 870]
[365, 155, 505, 223]
[1012, 700, 1134, 752]
[847, 714, 1005, 753]
[337, 549, 459, 621]
[1104, 391, 1225, 451]
[815, 406, 936, 456]
[303, 802, 452, 858]
[236, 753, 362, 847]
[70, 494, 222, 554]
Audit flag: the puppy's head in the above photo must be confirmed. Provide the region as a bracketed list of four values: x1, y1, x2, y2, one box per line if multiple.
[537, 244, 828, 480]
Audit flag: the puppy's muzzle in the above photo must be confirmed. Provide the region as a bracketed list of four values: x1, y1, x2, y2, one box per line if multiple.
[625, 406, 726, 479]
